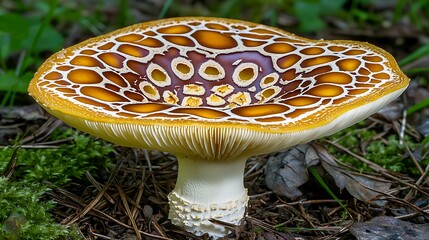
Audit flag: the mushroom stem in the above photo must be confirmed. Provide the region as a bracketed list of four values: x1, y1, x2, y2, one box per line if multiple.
[168, 155, 249, 238]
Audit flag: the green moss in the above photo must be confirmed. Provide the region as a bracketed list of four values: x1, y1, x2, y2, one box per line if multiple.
[0, 131, 114, 239]
[0, 178, 78, 239]
[326, 124, 423, 176]
[2, 131, 114, 185]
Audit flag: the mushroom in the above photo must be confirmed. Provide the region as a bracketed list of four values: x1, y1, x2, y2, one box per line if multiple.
[28, 17, 409, 238]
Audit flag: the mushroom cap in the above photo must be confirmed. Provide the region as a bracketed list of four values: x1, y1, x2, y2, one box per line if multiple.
[28, 17, 409, 160]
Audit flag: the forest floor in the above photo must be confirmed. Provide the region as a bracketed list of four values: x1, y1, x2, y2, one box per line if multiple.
[1, 1, 429, 239]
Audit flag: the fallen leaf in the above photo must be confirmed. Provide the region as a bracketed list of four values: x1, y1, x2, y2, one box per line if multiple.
[377, 102, 404, 121]
[350, 216, 429, 240]
[265, 144, 392, 202]
[316, 145, 392, 202]
[0, 104, 46, 121]
[264, 144, 318, 199]
[417, 119, 429, 137]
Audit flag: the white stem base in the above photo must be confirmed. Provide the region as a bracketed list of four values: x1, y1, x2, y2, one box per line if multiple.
[167, 156, 249, 238]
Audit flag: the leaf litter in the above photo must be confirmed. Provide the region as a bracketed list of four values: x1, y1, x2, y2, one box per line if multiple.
[1, 1, 429, 238]
[265, 144, 392, 202]
[0, 100, 425, 239]
[350, 216, 429, 240]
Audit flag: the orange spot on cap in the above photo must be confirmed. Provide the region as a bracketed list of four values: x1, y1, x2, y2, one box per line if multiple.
[264, 43, 296, 54]
[373, 73, 390, 79]
[57, 66, 73, 71]
[118, 44, 149, 57]
[363, 55, 383, 62]
[81, 50, 98, 55]
[344, 49, 366, 55]
[301, 56, 339, 68]
[336, 59, 361, 71]
[70, 56, 103, 67]
[355, 83, 375, 88]
[67, 69, 103, 84]
[75, 97, 113, 110]
[300, 47, 325, 55]
[81, 86, 129, 102]
[176, 63, 191, 74]
[231, 104, 289, 117]
[123, 103, 171, 113]
[261, 75, 277, 86]
[135, 37, 164, 48]
[205, 23, 229, 30]
[157, 25, 192, 34]
[55, 80, 71, 86]
[306, 85, 344, 97]
[356, 76, 369, 82]
[239, 33, 272, 40]
[242, 39, 265, 47]
[365, 63, 384, 72]
[124, 91, 145, 101]
[348, 89, 369, 95]
[102, 71, 128, 87]
[281, 81, 301, 95]
[301, 66, 332, 78]
[358, 68, 371, 75]
[328, 46, 347, 52]
[280, 69, 300, 81]
[142, 31, 157, 36]
[142, 84, 157, 95]
[105, 83, 120, 92]
[231, 25, 247, 30]
[56, 88, 75, 93]
[116, 34, 144, 42]
[277, 54, 301, 69]
[249, 28, 279, 35]
[127, 60, 145, 76]
[239, 67, 256, 81]
[121, 72, 139, 85]
[315, 72, 353, 84]
[98, 42, 115, 50]
[44, 71, 62, 80]
[274, 37, 305, 44]
[163, 35, 196, 47]
[283, 96, 320, 106]
[191, 30, 238, 49]
[99, 53, 126, 68]
[150, 69, 167, 82]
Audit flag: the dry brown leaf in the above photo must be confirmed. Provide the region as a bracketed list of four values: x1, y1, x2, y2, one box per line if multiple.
[265, 144, 392, 202]
[316, 145, 392, 202]
[264, 144, 318, 199]
[350, 216, 429, 240]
